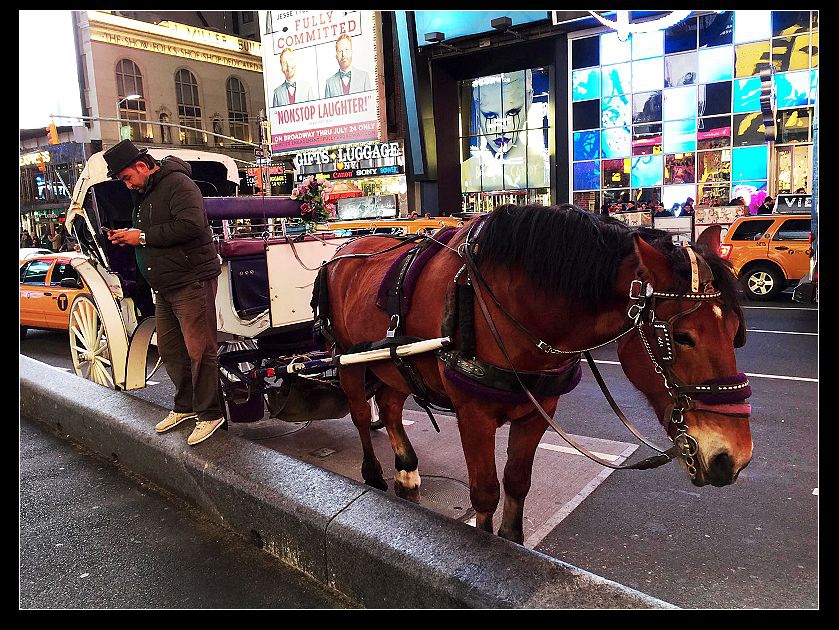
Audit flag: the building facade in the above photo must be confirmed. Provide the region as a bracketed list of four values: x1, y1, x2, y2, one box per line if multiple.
[75, 10, 265, 163]
[398, 10, 818, 216]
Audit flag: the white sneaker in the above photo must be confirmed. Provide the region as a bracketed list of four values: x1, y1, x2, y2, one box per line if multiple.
[155, 411, 197, 434]
[187, 418, 226, 446]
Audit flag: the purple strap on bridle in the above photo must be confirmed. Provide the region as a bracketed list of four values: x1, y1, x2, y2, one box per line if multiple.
[693, 373, 752, 405]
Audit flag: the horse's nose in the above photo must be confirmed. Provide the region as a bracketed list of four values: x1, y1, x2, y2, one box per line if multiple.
[707, 452, 735, 486]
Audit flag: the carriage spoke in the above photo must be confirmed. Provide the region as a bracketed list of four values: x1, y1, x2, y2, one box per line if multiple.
[95, 360, 115, 388]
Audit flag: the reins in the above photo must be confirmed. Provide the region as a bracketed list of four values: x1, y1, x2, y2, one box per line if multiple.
[278, 221, 430, 272]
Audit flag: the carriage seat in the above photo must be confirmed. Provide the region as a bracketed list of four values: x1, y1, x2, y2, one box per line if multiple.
[218, 239, 271, 318]
[217, 233, 352, 319]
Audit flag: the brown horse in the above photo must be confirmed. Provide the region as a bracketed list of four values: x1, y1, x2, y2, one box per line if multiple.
[320, 204, 752, 544]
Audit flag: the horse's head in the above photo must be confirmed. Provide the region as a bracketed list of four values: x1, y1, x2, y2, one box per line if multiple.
[617, 226, 753, 487]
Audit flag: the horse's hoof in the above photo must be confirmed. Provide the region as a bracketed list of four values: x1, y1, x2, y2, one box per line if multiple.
[394, 480, 421, 503]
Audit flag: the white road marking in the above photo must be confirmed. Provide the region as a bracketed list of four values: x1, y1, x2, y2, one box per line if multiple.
[744, 372, 817, 383]
[746, 329, 817, 336]
[537, 442, 621, 462]
[741, 305, 817, 311]
[524, 443, 638, 549]
[589, 360, 817, 383]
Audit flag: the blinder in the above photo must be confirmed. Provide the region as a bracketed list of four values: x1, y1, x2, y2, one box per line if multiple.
[651, 321, 675, 363]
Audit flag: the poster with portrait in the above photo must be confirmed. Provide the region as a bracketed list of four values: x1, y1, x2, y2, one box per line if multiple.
[461, 69, 550, 193]
[259, 10, 385, 153]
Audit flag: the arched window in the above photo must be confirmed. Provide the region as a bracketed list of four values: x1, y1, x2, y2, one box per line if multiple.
[159, 113, 171, 143]
[175, 69, 205, 145]
[226, 77, 251, 142]
[116, 59, 152, 141]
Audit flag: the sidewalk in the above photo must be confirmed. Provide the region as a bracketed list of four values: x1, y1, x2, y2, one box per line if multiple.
[20, 419, 354, 609]
[20, 355, 676, 609]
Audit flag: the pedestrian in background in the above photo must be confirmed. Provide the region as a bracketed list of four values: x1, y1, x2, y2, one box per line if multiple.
[105, 139, 225, 446]
[680, 197, 695, 216]
[47, 225, 65, 252]
[20, 229, 34, 248]
[757, 196, 774, 215]
[652, 202, 673, 218]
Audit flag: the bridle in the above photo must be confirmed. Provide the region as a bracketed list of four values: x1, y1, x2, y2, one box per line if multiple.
[619, 248, 750, 479]
[458, 218, 750, 480]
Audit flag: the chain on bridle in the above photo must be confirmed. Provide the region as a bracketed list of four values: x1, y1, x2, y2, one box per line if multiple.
[459, 218, 750, 480]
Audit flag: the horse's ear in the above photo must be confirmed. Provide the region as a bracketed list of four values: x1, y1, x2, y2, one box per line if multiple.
[632, 233, 671, 288]
[696, 225, 722, 256]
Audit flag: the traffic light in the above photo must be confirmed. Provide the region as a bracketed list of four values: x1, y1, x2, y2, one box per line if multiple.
[46, 123, 59, 145]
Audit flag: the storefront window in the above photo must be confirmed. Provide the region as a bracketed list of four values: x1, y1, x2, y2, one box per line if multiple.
[664, 153, 696, 185]
[776, 107, 812, 144]
[459, 68, 551, 210]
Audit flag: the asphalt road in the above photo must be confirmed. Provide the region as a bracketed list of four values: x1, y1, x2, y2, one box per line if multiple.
[19, 293, 818, 609]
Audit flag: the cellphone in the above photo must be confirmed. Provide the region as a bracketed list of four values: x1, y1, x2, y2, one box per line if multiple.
[101, 226, 114, 237]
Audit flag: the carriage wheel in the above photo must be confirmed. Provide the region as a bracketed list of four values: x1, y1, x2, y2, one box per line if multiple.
[68, 294, 116, 389]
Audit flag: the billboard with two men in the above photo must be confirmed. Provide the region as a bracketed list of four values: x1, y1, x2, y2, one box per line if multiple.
[259, 10, 386, 154]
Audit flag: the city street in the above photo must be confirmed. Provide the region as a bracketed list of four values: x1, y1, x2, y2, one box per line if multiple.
[19, 294, 818, 609]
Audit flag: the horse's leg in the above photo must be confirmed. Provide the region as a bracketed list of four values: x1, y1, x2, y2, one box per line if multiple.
[498, 408, 552, 545]
[339, 364, 388, 491]
[374, 385, 421, 502]
[455, 408, 501, 534]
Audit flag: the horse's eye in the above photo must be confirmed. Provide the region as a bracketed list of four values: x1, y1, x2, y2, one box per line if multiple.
[674, 332, 696, 348]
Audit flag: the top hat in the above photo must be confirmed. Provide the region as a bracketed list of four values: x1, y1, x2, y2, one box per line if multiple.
[103, 139, 149, 179]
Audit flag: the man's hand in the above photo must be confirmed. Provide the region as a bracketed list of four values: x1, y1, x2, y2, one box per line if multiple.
[108, 228, 142, 247]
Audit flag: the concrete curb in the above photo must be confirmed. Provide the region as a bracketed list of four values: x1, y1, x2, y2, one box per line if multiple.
[20, 356, 677, 609]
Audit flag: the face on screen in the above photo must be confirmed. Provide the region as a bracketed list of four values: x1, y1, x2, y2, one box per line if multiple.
[475, 73, 527, 156]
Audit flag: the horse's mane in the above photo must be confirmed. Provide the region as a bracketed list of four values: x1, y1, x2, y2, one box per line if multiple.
[474, 203, 635, 303]
[640, 231, 743, 310]
[474, 204, 742, 309]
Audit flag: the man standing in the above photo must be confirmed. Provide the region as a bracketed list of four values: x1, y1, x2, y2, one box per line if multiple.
[104, 140, 225, 446]
[272, 47, 316, 107]
[324, 34, 372, 98]
[757, 196, 774, 215]
[652, 201, 673, 218]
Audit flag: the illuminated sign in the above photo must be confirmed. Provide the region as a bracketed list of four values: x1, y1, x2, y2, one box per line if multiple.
[294, 141, 405, 178]
[584, 11, 694, 41]
[89, 11, 261, 55]
[414, 11, 548, 45]
[88, 10, 262, 71]
[20, 151, 51, 167]
[260, 10, 386, 152]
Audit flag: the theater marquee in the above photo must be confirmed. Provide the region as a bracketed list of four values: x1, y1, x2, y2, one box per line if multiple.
[259, 10, 386, 153]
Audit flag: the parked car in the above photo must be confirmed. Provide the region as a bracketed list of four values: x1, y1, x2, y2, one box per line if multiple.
[20, 247, 53, 259]
[719, 214, 813, 301]
[20, 252, 89, 339]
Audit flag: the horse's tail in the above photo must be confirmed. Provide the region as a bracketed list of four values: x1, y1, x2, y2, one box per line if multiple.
[311, 264, 335, 350]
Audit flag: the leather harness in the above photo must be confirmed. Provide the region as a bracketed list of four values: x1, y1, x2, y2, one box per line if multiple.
[311, 218, 750, 479]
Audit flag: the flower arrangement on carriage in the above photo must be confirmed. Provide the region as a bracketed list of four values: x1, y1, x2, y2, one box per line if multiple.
[291, 176, 337, 228]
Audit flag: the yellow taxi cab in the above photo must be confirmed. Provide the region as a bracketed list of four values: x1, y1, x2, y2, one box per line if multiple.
[20, 252, 89, 339]
[317, 215, 464, 236]
[719, 213, 813, 300]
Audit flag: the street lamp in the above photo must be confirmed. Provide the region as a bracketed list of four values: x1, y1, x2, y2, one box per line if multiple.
[116, 94, 142, 140]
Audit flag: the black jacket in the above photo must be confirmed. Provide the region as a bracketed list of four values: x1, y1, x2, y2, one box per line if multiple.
[132, 157, 221, 291]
